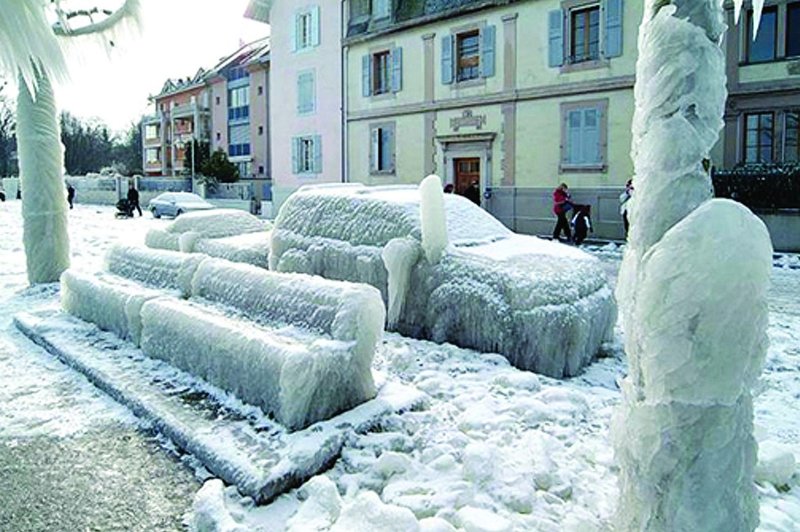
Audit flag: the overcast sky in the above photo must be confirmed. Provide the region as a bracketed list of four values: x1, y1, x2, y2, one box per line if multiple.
[56, 0, 268, 134]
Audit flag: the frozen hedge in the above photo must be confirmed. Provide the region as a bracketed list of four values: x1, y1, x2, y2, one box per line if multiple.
[105, 245, 204, 297]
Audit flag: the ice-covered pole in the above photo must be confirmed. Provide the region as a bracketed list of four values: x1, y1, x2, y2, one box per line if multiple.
[17, 67, 70, 283]
[418, 174, 448, 264]
[612, 1, 772, 530]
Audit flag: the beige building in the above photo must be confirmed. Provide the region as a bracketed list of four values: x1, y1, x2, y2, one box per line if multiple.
[345, 0, 638, 239]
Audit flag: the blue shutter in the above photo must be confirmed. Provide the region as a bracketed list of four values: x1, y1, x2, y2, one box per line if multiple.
[384, 127, 395, 171]
[370, 127, 379, 171]
[548, 10, 565, 67]
[391, 47, 403, 93]
[583, 109, 600, 164]
[362, 55, 372, 97]
[311, 6, 321, 47]
[567, 110, 583, 164]
[313, 135, 322, 174]
[291, 137, 299, 173]
[291, 13, 298, 52]
[481, 25, 496, 78]
[604, 0, 623, 58]
[441, 35, 454, 84]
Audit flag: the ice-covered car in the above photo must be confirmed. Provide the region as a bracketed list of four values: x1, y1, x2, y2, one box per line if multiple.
[270, 183, 616, 378]
[146, 208, 271, 266]
[148, 192, 214, 218]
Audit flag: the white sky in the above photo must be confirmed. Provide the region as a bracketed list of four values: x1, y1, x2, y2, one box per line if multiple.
[56, 0, 269, 134]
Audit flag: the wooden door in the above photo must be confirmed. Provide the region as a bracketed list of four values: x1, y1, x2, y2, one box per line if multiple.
[454, 157, 480, 196]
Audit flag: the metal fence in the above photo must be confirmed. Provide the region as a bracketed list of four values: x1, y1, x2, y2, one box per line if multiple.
[712, 164, 800, 211]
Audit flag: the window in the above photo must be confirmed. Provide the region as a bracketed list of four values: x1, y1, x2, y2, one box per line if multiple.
[372, 0, 390, 19]
[227, 66, 249, 82]
[457, 30, 481, 82]
[229, 124, 251, 158]
[145, 148, 160, 165]
[216, 96, 220, 105]
[372, 51, 391, 95]
[228, 86, 250, 121]
[747, 6, 777, 62]
[258, 165, 265, 175]
[370, 124, 395, 174]
[216, 132, 221, 141]
[292, 136, 322, 174]
[258, 125, 264, 136]
[788, 3, 800, 58]
[236, 161, 253, 178]
[561, 101, 607, 170]
[258, 85, 264, 96]
[744, 112, 774, 164]
[570, 5, 600, 63]
[784, 111, 799, 163]
[294, 7, 320, 51]
[297, 71, 315, 114]
[145, 125, 159, 139]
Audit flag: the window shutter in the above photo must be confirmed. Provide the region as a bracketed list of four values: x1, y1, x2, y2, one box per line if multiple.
[604, 0, 623, 58]
[548, 10, 565, 68]
[362, 55, 372, 97]
[391, 47, 403, 93]
[384, 127, 395, 171]
[291, 13, 298, 52]
[311, 6, 321, 47]
[583, 109, 599, 164]
[567, 110, 583, 164]
[441, 35, 454, 84]
[371, 128, 380, 171]
[481, 25, 496, 78]
[313, 135, 322, 173]
[291, 137, 300, 173]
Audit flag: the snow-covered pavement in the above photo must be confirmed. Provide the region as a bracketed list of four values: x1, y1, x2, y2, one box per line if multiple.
[0, 200, 798, 531]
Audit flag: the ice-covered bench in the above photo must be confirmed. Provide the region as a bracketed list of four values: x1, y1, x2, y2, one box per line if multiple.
[145, 209, 271, 267]
[60, 246, 385, 430]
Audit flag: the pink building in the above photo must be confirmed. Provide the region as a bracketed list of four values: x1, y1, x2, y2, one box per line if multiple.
[245, 0, 344, 210]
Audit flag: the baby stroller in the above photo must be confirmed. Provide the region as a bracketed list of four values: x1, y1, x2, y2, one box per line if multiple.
[570, 204, 593, 245]
[115, 198, 135, 219]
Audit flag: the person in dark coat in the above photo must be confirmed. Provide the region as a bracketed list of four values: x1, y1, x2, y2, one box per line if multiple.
[552, 182, 573, 242]
[66, 183, 75, 209]
[464, 180, 481, 205]
[127, 183, 142, 216]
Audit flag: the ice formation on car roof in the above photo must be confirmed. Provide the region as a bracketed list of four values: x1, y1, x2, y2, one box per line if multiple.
[146, 209, 271, 253]
[271, 181, 616, 378]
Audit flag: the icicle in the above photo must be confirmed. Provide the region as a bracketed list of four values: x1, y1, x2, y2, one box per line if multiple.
[733, 0, 743, 25]
[751, 0, 765, 38]
[54, 0, 143, 57]
[418, 175, 448, 264]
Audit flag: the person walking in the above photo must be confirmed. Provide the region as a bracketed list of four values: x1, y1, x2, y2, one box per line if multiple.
[464, 180, 481, 205]
[552, 183, 572, 242]
[619, 179, 634, 238]
[127, 182, 142, 217]
[66, 183, 75, 209]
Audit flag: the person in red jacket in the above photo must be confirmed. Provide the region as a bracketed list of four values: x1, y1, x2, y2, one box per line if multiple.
[552, 183, 573, 242]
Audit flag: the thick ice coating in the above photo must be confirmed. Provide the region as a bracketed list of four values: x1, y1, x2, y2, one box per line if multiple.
[146, 209, 270, 252]
[271, 183, 616, 377]
[193, 232, 270, 267]
[139, 298, 376, 431]
[419, 175, 448, 264]
[105, 245, 205, 297]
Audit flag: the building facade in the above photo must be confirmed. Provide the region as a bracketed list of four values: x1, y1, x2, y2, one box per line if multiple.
[344, 0, 640, 239]
[246, 0, 345, 210]
[142, 40, 273, 202]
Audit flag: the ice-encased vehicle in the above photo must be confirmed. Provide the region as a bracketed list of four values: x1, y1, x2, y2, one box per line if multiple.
[270, 184, 616, 378]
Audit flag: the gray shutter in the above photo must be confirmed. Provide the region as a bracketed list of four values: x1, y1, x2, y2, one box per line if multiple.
[291, 137, 299, 173]
[362, 55, 372, 97]
[604, 0, 623, 58]
[291, 13, 298, 52]
[391, 47, 403, 93]
[384, 126, 395, 171]
[311, 5, 321, 47]
[313, 135, 322, 173]
[370, 127, 379, 171]
[481, 25, 496, 78]
[548, 10, 564, 67]
[441, 35, 454, 84]
[567, 110, 582, 164]
[583, 108, 600, 164]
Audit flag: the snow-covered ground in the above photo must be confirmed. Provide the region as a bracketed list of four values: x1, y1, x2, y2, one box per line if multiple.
[0, 202, 798, 531]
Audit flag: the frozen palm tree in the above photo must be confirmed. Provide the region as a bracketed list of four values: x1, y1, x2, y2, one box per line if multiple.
[612, 1, 773, 530]
[0, 0, 140, 284]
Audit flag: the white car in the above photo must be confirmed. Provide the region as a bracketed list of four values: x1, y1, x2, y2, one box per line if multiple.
[148, 192, 214, 218]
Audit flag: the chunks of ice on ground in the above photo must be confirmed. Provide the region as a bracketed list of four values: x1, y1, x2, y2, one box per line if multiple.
[146, 209, 270, 252]
[756, 441, 796, 488]
[330, 491, 420, 532]
[455, 506, 512, 532]
[191, 479, 245, 532]
[287, 476, 342, 532]
[271, 183, 616, 378]
[418, 517, 457, 532]
[139, 297, 377, 431]
[193, 232, 270, 267]
[419, 175, 448, 264]
[60, 269, 165, 346]
[105, 245, 204, 297]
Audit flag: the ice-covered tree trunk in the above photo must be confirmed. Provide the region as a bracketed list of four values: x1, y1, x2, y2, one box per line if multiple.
[612, 1, 772, 530]
[17, 67, 70, 283]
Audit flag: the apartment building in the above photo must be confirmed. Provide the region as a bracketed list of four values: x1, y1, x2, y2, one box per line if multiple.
[142, 39, 272, 201]
[344, 0, 638, 238]
[245, 0, 344, 209]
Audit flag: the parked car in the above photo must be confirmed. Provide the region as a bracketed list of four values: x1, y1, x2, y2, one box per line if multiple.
[270, 183, 617, 378]
[148, 192, 214, 219]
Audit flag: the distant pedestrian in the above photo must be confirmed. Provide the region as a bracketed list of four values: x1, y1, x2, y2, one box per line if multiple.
[619, 179, 633, 238]
[127, 183, 142, 217]
[552, 183, 573, 242]
[66, 183, 75, 209]
[464, 180, 481, 205]
[444, 183, 455, 194]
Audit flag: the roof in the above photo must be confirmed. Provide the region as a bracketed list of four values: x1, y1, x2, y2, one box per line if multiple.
[244, 0, 273, 23]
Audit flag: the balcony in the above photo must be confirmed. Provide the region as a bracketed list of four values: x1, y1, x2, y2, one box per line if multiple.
[171, 102, 210, 119]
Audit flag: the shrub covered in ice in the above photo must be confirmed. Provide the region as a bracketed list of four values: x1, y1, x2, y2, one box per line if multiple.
[271, 183, 615, 377]
[105, 245, 204, 297]
[146, 209, 271, 253]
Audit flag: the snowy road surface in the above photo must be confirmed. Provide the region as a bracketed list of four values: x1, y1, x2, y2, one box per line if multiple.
[0, 201, 798, 531]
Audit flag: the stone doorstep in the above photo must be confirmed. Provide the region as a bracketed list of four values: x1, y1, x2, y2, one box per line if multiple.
[14, 310, 426, 505]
